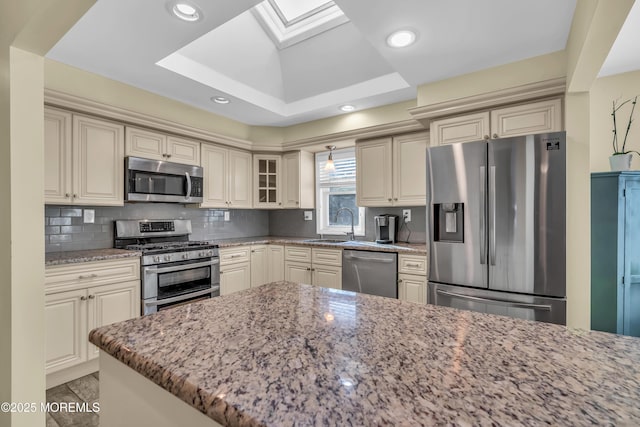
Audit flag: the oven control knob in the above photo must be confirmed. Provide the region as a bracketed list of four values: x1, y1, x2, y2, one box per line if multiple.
[164, 255, 171, 262]
[153, 256, 161, 263]
[198, 251, 203, 257]
[182, 254, 188, 260]
[208, 250, 213, 256]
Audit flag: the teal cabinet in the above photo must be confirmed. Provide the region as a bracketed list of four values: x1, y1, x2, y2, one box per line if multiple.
[591, 172, 640, 336]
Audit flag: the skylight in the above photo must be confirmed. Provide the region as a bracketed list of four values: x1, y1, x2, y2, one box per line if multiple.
[252, 0, 349, 49]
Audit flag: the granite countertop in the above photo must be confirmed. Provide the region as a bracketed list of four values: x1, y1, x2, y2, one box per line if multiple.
[90, 281, 640, 426]
[45, 248, 142, 266]
[211, 235, 427, 255]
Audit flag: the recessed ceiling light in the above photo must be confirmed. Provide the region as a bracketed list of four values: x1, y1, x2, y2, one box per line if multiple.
[340, 104, 356, 112]
[387, 30, 416, 48]
[211, 96, 230, 104]
[172, 2, 201, 22]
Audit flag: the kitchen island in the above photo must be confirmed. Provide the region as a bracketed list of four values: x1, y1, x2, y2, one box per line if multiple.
[90, 281, 640, 426]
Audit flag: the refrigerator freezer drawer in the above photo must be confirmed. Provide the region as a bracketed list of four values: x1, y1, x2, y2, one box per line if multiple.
[428, 282, 566, 325]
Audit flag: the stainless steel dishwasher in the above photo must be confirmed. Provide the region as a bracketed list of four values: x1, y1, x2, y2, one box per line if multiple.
[342, 250, 398, 298]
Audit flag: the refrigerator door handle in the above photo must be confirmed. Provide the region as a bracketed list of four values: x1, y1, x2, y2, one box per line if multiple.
[489, 165, 497, 266]
[436, 289, 552, 311]
[480, 166, 487, 265]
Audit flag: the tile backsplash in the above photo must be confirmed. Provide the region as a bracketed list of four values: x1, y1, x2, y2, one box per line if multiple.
[45, 204, 269, 252]
[45, 204, 425, 253]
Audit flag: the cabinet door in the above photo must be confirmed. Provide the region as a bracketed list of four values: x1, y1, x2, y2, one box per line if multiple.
[267, 245, 285, 283]
[45, 289, 87, 374]
[228, 149, 253, 209]
[250, 245, 268, 287]
[356, 138, 393, 206]
[73, 115, 124, 206]
[398, 274, 427, 304]
[312, 265, 342, 290]
[285, 261, 312, 284]
[490, 99, 562, 139]
[430, 112, 490, 146]
[125, 127, 166, 161]
[281, 152, 301, 208]
[200, 144, 228, 208]
[44, 108, 73, 204]
[393, 132, 429, 206]
[624, 179, 640, 337]
[220, 262, 251, 295]
[87, 281, 139, 360]
[166, 136, 200, 166]
[253, 155, 281, 208]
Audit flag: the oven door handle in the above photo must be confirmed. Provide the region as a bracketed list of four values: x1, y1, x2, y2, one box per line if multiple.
[143, 287, 218, 308]
[144, 259, 219, 275]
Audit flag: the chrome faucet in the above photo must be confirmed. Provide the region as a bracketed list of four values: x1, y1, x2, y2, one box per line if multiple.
[335, 207, 355, 240]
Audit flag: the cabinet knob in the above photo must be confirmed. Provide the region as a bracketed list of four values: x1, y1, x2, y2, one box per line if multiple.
[296, 201, 299, 205]
[398, 279, 403, 283]
[220, 271, 224, 275]
[65, 193, 70, 198]
[251, 250, 255, 253]
[483, 135, 490, 140]
[88, 294, 95, 299]
[492, 133, 498, 139]
[306, 267, 311, 271]
[167, 154, 172, 158]
[278, 202, 282, 205]
[394, 198, 398, 201]
[80, 296, 87, 301]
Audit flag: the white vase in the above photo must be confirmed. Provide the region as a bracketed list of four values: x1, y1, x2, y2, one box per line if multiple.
[609, 153, 633, 171]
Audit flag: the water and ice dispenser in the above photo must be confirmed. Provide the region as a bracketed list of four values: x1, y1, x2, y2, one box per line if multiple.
[433, 203, 464, 243]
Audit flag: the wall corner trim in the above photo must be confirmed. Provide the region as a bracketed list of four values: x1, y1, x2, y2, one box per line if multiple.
[408, 77, 567, 124]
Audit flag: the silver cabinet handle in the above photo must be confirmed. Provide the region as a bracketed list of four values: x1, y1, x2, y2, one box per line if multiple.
[78, 274, 98, 279]
[144, 259, 219, 275]
[406, 262, 421, 267]
[185, 172, 192, 198]
[489, 166, 496, 266]
[344, 255, 395, 263]
[436, 289, 552, 311]
[230, 254, 242, 258]
[480, 166, 487, 265]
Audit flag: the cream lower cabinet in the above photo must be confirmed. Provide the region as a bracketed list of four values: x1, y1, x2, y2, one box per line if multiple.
[430, 98, 563, 146]
[356, 132, 429, 207]
[284, 246, 342, 289]
[125, 126, 200, 165]
[220, 247, 251, 295]
[251, 244, 284, 287]
[397, 254, 428, 304]
[45, 258, 140, 387]
[201, 144, 252, 208]
[44, 108, 125, 206]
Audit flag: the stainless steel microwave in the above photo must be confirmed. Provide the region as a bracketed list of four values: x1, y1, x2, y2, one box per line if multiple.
[125, 156, 204, 203]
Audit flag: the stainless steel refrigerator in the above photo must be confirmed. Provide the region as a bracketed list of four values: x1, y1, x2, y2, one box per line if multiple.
[426, 132, 566, 325]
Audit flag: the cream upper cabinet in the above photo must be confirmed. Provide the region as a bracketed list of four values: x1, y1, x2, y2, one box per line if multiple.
[356, 137, 393, 206]
[201, 145, 252, 209]
[357, 132, 428, 207]
[45, 109, 124, 206]
[430, 112, 490, 146]
[253, 154, 281, 208]
[490, 98, 562, 139]
[282, 151, 315, 209]
[125, 127, 200, 165]
[430, 98, 563, 146]
[72, 115, 124, 206]
[44, 107, 73, 204]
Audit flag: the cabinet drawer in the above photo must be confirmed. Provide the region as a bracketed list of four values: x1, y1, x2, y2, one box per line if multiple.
[219, 247, 251, 265]
[285, 246, 312, 262]
[45, 258, 140, 292]
[311, 248, 342, 267]
[398, 255, 428, 275]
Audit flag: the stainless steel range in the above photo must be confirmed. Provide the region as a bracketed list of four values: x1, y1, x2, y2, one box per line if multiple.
[115, 219, 220, 315]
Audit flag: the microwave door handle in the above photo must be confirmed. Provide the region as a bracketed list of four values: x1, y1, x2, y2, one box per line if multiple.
[185, 172, 192, 198]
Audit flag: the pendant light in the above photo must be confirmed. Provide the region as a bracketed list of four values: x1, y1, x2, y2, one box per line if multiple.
[324, 145, 336, 171]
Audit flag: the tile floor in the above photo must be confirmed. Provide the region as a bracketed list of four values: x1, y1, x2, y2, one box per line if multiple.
[46, 372, 99, 427]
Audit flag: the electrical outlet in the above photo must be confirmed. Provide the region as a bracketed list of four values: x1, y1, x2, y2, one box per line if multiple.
[304, 211, 313, 221]
[402, 209, 411, 222]
[83, 209, 95, 224]
[224, 211, 230, 221]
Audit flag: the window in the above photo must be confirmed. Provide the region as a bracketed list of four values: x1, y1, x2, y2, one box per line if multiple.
[315, 147, 364, 236]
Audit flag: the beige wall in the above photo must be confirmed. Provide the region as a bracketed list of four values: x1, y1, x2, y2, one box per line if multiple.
[590, 70, 640, 171]
[416, 51, 567, 107]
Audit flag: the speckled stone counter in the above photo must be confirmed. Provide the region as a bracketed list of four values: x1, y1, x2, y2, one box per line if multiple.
[45, 248, 141, 266]
[90, 281, 640, 426]
[211, 235, 427, 255]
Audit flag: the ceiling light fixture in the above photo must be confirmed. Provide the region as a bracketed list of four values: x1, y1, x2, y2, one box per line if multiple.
[340, 104, 356, 112]
[324, 145, 336, 172]
[211, 96, 230, 104]
[172, 2, 202, 22]
[386, 30, 416, 48]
